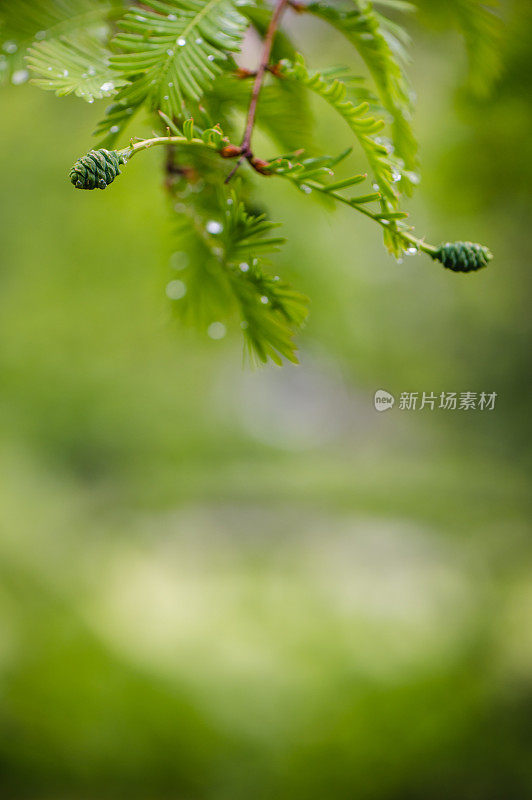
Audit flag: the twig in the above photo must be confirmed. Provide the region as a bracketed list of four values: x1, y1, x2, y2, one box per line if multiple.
[225, 0, 289, 182]
[225, 155, 246, 182]
[242, 0, 289, 154]
[287, 0, 307, 11]
[235, 64, 283, 80]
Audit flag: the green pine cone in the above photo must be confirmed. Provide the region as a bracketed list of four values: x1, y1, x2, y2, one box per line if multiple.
[69, 149, 125, 190]
[432, 241, 492, 272]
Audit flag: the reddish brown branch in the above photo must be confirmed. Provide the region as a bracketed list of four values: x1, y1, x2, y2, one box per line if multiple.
[226, 0, 289, 182]
[235, 63, 283, 80]
[241, 0, 289, 154]
[287, 0, 307, 12]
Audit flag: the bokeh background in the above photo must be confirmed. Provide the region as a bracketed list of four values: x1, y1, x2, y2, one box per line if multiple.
[1, 2, 531, 798]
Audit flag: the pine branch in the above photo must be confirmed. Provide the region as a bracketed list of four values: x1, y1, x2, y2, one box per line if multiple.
[268, 150, 425, 255]
[304, 0, 418, 187]
[109, 0, 249, 117]
[1, 0, 123, 84]
[279, 55, 404, 204]
[27, 34, 126, 102]
[222, 191, 309, 364]
[4, 0, 497, 364]
[92, 75, 152, 146]
[165, 180, 309, 364]
[68, 127, 492, 272]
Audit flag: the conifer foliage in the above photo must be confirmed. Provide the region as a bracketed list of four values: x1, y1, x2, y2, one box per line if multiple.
[1, 0, 499, 364]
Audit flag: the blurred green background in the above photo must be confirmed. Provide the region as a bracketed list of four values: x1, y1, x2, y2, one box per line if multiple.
[1, 2, 531, 798]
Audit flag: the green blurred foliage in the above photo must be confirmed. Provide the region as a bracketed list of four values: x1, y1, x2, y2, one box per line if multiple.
[0, 2, 531, 799]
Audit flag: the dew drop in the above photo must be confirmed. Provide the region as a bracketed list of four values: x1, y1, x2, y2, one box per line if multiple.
[168, 13, 177, 20]
[168, 81, 173, 87]
[11, 69, 29, 85]
[3, 41, 18, 54]
[406, 246, 418, 255]
[35, 31, 46, 41]
[166, 279, 186, 300]
[374, 137, 393, 154]
[260, 295, 269, 304]
[404, 170, 420, 185]
[239, 262, 249, 272]
[196, 37, 204, 44]
[207, 55, 215, 62]
[100, 81, 114, 92]
[170, 251, 189, 270]
[207, 321, 226, 340]
[167, 48, 175, 56]
[206, 220, 223, 234]
[300, 184, 312, 194]
[177, 38, 186, 47]
[110, 125, 120, 134]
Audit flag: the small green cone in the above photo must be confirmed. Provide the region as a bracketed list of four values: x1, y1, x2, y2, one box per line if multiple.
[432, 241, 492, 272]
[69, 149, 125, 190]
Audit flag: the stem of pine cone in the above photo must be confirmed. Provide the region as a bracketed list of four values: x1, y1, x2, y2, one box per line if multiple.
[120, 135, 437, 255]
